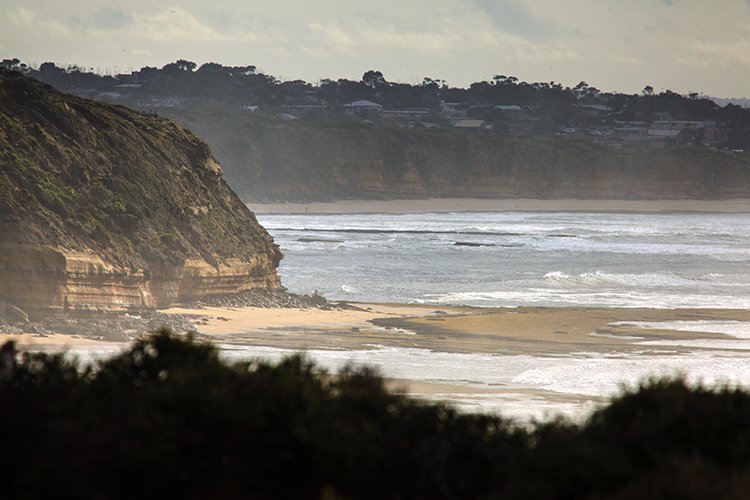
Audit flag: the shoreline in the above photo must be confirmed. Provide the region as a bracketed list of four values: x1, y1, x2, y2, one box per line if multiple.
[6, 302, 750, 352]
[247, 197, 750, 214]
[5, 303, 750, 420]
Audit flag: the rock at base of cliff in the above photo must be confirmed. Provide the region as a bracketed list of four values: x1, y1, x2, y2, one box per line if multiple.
[0, 302, 29, 324]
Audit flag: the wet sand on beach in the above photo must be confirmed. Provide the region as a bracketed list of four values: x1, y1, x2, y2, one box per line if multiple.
[160, 303, 750, 356]
[7, 303, 749, 358]
[248, 197, 750, 215]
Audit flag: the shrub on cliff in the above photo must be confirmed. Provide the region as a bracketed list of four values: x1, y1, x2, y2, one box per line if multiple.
[3, 331, 750, 499]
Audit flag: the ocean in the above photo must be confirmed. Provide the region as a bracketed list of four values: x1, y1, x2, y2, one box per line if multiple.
[258, 211, 750, 309]
[248, 211, 750, 419]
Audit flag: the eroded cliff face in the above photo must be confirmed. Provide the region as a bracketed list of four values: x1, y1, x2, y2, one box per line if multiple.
[164, 109, 750, 202]
[0, 70, 281, 316]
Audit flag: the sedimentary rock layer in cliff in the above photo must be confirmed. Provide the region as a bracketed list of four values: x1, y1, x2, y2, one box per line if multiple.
[0, 70, 282, 315]
[164, 108, 750, 202]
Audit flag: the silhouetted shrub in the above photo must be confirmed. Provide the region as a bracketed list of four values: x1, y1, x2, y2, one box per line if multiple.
[3, 330, 750, 499]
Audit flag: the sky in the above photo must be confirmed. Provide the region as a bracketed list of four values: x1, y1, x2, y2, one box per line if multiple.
[2, 0, 750, 97]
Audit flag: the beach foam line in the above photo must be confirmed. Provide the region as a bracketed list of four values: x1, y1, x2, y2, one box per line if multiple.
[611, 320, 750, 338]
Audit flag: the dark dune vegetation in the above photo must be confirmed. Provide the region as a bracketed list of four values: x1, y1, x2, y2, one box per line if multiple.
[3, 330, 750, 499]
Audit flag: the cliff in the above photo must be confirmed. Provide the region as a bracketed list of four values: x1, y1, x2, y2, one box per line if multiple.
[163, 107, 750, 202]
[0, 70, 282, 316]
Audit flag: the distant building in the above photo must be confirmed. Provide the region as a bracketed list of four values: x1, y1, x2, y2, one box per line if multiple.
[649, 120, 719, 144]
[613, 125, 653, 146]
[343, 100, 382, 113]
[647, 128, 682, 139]
[280, 104, 327, 115]
[651, 120, 711, 131]
[452, 119, 489, 130]
[607, 119, 722, 148]
[149, 98, 182, 108]
[575, 104, 612, 115]
[380, 108, 430, 122]
[494, 104, 524, 112]
[439, 101, 468, 116]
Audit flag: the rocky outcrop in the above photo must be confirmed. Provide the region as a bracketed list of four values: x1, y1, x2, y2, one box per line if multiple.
[164, 108, 750, 202]
[0, 70, 282, 316]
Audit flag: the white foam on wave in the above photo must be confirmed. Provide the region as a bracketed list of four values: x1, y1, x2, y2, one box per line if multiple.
[637, 339, 750, 351]
[512, 352, 750, 396]
[426, 289, 750, 309]
[611, 320, 750, 338]
[216, 343, 750, 399]
[217, 344, 560, 387]
[528, 236, 750, 259]
[414, 392, 596, 421]
[26, 343, 128, 366]
[36, 340, 750, 419]
[543, 271, 698, 288]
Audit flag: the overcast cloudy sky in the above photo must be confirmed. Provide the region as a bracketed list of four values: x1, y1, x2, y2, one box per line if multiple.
[3, 0, 750, 96]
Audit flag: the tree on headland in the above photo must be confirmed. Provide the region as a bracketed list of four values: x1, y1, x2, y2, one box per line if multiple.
[362, 69, 387, 88]
[0, 58, 21, 70]
[162, 59, 197, 73]
[10, 56, 750, 147]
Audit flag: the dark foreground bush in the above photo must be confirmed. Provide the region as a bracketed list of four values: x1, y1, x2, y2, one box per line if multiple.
[2, 329, 750, 499]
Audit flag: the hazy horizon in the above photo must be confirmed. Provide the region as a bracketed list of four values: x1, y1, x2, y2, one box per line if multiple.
[4, 1, 750, 98]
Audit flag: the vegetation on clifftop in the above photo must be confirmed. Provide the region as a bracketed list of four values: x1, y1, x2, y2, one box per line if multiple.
[0, 69, 280, 270]
[3, 330, 750, 499]
[7, 59, 750, 202]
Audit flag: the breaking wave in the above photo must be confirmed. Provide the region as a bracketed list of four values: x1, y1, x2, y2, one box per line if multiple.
[543, 271, 698, 287]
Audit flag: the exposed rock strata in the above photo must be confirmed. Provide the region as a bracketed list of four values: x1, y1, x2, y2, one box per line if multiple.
[0, 70, 282, 316]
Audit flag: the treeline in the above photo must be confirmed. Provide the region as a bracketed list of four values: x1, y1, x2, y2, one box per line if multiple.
[3, 329, 750, 499]
[4, 57, 750, 147]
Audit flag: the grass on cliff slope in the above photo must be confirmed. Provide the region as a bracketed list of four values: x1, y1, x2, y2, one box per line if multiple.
[3, 329, 750, 499]
[0, 69, 279, 270]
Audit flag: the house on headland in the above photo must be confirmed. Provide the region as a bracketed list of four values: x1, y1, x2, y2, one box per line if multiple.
[343, 100, 382, 113]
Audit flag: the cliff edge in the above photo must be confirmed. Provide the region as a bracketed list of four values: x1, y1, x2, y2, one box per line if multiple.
[164, 107, 750, 203]
[0, 70, 282, 316]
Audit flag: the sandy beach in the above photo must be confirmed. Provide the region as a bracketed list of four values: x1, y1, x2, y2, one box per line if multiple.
[161, 303, 750, 355]
[247, 197, 750, 214]
[8, 303, 750, 420]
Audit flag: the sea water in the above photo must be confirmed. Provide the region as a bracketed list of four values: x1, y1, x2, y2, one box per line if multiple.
[258, 211, 750, 309]
[251, 212, 750, 419]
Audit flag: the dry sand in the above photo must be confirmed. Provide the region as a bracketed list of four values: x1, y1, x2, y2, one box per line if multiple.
[0, 332, 117, 349]
[247, 197, 750, 214]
